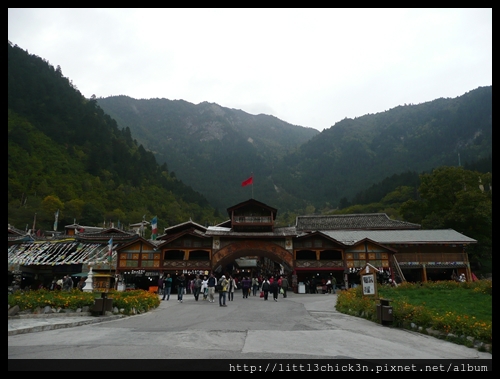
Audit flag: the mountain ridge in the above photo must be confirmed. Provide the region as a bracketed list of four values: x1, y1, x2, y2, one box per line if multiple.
[97, 86, 492, 214]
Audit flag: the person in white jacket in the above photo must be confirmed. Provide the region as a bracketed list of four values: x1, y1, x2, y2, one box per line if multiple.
[228, 275, 237, 301]
[201, 276, 209, 300]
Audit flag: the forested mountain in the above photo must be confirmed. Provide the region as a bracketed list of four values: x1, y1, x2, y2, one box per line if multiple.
[98, 86, 492, 217]
[8, 41, 223, 233]
[7, 40, 491, 272]
[96, 96, 318, 213]
[272, 86, 492, 211]
[8, 39, 492, 235]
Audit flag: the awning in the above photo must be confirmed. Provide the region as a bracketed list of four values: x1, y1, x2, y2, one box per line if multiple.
[72, 272, 89, 277]
[234, 258, 258, 268]
[8, 242, 116, 266]
[71, 272, 113, 278]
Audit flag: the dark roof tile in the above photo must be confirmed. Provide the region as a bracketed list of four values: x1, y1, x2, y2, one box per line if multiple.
[296, 213, 420, 231]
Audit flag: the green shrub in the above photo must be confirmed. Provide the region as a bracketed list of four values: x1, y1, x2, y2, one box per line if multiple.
[8, 289, 160, 316]
[336, 279, 492, 347]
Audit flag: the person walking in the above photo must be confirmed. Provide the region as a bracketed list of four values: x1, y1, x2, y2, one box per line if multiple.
[261, 277, 270, 300]
[176, 274, 186, 303]
[304, 277, 310, 294]
[228, 275, 237, 301]
[201, 275, 209, 300]
[280, 275, 289, 298]
[218, 275, 229, 307]
[188, 278, 194, 295]
[241, 276, 251, 299]
[193, 274, 202, 301]
[251, 276, 259, 296]
[77, 277, 86, 291]
[49, 277, 58, 291]
[207, 273, 217, 303]
[157, 276, 164, 296]
[270, 276, 279, 301]
[162, 274, 172, 300]
[326, 278, 331, 293]
[331, 276, 337, 294]
[310, 277, 317, 294]
[62, 275, 73, 291]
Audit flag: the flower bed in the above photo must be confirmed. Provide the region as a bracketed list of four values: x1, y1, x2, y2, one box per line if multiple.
[336, 280, 492, 353]
[8, 289, 160, 316]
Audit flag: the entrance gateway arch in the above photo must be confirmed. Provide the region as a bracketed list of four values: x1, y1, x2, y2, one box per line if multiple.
[211, 240, 293, 275]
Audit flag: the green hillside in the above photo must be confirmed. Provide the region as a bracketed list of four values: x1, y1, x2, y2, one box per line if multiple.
[8, 41, 223, 233]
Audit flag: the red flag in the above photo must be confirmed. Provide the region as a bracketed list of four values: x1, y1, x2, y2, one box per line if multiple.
[241, 175, 253, 187]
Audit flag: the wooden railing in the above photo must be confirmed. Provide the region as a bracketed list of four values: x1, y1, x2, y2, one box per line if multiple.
[394, 252, 469, 264]
[392, 255, 406, 282]
[233, 216, 272, 224]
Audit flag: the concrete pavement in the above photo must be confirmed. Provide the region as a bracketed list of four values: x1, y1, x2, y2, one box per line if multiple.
[8, 292, 492, 362]
[8, 311, 124, 336]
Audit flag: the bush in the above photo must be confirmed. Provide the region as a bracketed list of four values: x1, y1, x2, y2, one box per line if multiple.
[336, 280, 492, 347]
[8, 289, 160, 316]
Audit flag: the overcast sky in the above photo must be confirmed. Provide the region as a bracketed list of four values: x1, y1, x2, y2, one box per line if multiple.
[8, 8, 492, 132]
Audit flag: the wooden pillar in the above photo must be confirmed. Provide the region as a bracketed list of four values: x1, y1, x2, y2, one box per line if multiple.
[422, 263, 428, 282]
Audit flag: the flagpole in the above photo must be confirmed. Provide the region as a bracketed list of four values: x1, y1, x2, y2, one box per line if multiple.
[108, 238, 113, 282]
[54, 209, 59, 231]
[251, 172, 254, 199]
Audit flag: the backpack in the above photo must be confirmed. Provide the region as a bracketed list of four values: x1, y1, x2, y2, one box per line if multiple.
[262, 281, 270, 291]
[221, 279, 228, 292]
[215, 282, 222, 291]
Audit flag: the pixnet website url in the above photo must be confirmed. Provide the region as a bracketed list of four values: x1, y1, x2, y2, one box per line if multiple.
[229, 362, 490, 373]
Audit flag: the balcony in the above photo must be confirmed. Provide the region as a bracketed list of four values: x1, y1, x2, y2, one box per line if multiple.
[232, 215, 274, 232]
[394, 252, 469, 268]
[233, 216, 272, 224]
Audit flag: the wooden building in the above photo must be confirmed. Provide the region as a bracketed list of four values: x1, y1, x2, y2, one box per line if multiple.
[8, 199, 476, 291]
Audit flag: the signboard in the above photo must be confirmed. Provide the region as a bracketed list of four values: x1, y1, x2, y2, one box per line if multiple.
[360, 264, 378, 297]
[93, 277, 111, 292]
[362, 274, 376, 296]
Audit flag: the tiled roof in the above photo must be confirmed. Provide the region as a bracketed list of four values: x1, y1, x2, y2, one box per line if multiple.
[64, 224, 104, 233]
[163, 220, 207, 235]
[296, 213, 421, 231]
[75, 231, 137, 242]
[319, 229, 477, 245]
[8, 225, 27, 236]
[205, 226, 297, 237]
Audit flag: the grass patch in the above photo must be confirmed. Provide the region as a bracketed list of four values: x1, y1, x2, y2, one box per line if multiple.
[378, 281, 491, 323]
[336, 280, 492, 348]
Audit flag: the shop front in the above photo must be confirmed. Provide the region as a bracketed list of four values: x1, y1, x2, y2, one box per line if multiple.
[293, 267, 345, 293]
[118, 269, 162, 291]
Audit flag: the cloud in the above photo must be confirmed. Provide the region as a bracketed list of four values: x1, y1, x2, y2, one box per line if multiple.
[8, 8, 492, 131]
